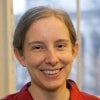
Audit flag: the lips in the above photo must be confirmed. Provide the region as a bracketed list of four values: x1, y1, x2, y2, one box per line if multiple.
[40, 68, 63, 75]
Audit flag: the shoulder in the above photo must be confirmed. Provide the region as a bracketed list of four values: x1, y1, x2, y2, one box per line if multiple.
[1, 92, 19, 100]
[1, 82, 33, 100]
[81, 92, 100, 100]
[67, 79, 100, 100]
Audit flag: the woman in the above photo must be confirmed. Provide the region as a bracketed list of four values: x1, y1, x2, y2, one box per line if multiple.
[2, 6, 99, 100]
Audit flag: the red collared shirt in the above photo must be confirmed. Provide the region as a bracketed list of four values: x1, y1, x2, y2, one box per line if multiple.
[1, 80, 100, 100]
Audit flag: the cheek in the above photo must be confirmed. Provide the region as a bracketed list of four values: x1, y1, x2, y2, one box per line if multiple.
[24, 53, 45, 68]
[60, 52, 74, 64]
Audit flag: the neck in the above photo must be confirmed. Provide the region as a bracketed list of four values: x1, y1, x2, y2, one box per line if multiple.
[29, 82, 70, 100]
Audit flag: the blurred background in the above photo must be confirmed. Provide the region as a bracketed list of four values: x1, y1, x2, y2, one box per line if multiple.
[0, 0, 100, 98]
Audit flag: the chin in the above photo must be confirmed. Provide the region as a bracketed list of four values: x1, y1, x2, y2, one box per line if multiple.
[45, 86, 61, 92]
[43, 81, 65, 92]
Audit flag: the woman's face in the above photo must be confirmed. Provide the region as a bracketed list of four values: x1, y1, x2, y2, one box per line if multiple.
[15, 16, 78, 91]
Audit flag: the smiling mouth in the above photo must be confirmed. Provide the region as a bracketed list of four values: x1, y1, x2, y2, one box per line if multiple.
[40, 68, 63, 75]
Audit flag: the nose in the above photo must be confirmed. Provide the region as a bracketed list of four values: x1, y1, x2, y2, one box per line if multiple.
[45, 48, 59, 66]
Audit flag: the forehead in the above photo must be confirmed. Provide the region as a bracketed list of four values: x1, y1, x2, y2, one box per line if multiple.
[25, 16, 70, 42]
[27, 16, 69, 33]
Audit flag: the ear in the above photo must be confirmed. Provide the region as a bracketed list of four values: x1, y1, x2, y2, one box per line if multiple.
[72, 42, 79, 58]
[14, 48, 26, 67]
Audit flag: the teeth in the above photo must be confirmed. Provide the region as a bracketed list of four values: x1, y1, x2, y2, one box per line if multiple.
[42, 69, 60, 75]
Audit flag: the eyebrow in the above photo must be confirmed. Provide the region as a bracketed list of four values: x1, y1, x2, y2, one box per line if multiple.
[27, 41, 44, 46]
[55, 39, 70, 43]
[27, 39, 70, 46]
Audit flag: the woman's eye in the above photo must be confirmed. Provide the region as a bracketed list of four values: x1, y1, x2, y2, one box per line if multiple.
[56, 44, 67, 50]
[31, 45, 44, 51]
[57, 44, 64, 48]
[34, 46, 41, 49]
